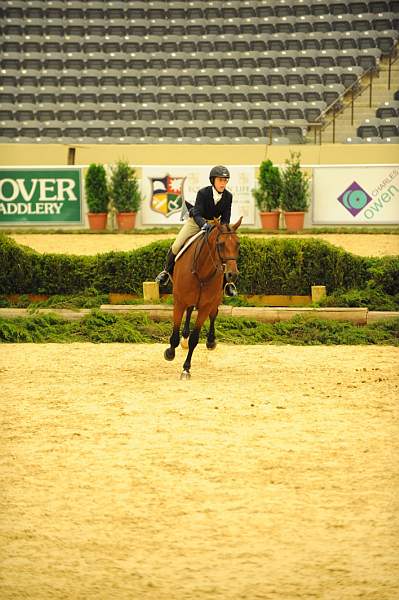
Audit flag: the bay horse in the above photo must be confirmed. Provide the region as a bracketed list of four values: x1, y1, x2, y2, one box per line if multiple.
[164, 217, 242, 379]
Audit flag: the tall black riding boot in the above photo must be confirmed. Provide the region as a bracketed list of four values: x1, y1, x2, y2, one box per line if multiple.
[155, 249, 176, 286]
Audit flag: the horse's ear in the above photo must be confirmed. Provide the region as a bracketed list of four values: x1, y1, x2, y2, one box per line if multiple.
[232, 216, 243, 231]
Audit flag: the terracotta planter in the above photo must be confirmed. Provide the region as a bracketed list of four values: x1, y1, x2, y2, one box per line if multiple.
[259, 211, 280, 230]
[87, 212, 108, 231]
[116, 212, 137, 231]
[284, 211, 305, 232]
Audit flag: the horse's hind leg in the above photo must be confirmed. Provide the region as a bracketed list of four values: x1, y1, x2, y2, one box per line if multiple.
[181, 305, 194, 349]
[206, 309, 218, 350]
[164, 303, 185, 361]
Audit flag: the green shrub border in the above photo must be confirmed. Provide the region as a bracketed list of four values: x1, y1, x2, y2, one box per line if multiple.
[1, 233, 398, 299]
[0, 311, 398, 346]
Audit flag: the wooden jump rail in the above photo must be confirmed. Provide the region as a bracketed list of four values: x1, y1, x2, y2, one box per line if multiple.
[1, 306, 398, 325]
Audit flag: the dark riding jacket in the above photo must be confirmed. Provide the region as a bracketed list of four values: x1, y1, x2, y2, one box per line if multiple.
[189, 185, 232, 228]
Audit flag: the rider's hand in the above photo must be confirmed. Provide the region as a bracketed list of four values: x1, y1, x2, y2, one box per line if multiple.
[201, 222, 211, 232]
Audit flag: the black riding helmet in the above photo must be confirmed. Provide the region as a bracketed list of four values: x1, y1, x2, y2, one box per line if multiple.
[209, 165, 230, 186]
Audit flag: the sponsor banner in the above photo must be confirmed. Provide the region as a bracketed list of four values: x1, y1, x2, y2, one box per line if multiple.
[140, 165, 256, 225]
[0, 168, 83, 225]
[312, 165, 399, 224]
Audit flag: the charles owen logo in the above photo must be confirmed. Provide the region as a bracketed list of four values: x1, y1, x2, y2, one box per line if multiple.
[149, 174, 185, 217]
[337, 181, 372, 217]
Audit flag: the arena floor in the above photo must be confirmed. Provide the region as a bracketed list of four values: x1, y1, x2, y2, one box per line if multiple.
[9, 232, 399, 257]
[1, 231, 398, 599]
[1, 343, 398, 600]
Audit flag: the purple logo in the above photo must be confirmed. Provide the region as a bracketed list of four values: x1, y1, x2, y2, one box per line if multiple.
[337, 181, 372, 217]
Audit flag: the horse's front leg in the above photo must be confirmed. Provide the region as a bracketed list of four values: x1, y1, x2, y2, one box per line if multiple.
[164, 303, 185, 362]
[181, 305, 194, 349]
[181, 311, 208, 379]
[206, 308, 218, 350]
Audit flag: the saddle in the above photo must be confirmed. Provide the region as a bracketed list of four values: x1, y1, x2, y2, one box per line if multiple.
[175, 230, 205, 262]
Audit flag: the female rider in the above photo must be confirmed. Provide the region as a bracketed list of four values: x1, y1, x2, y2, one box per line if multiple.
[155, 165, 237, 296]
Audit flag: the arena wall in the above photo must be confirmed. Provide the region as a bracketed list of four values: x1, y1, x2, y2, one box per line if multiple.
[0, 143, 397, 229]
[0, 142, 396, 167]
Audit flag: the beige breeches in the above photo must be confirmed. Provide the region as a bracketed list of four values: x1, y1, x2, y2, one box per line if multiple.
[171, 217, 201, 255]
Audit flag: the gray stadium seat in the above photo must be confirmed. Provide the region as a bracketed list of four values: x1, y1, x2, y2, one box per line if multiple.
[356, 48, 382, 71]
[304, 101, 327, 122]
[311, 1, 330, 15]
[292, 2, 311, 16]
[357, 118, 381, 137]
[376, 101, 399, 118]
[369, 1, 390, 11]
[376, 30, 399, 56]
[379, 119, 399, 137]
[348, 1, 369, 12]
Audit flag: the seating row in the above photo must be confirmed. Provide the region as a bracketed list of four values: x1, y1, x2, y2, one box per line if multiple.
[0, 121, 308, 144]
[0, 66, 368, 90]
[1, 0, 398, 20]
[0, 101, 329, 123]
[0, 49, 383, 71]
[357, 116, 399, 137]
[2, 14, 398, 38]
[1, 30, 397, 55]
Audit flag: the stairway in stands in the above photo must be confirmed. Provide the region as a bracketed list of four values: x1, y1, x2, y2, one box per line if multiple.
[309, 53, 399, 143]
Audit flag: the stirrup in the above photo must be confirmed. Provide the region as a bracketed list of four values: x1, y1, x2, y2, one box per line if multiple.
[224, 282, 238, 297]
[155, 270, 171, 286]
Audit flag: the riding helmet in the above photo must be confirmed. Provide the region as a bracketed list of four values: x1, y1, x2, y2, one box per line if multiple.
[209, 165, 230, 184]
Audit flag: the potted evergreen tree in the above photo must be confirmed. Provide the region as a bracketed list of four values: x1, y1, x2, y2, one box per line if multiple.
[85, 163, 110, 230]
[252, 159, 282, 230]
[280, 152, 310, 232]
[110, 160, 142, 231]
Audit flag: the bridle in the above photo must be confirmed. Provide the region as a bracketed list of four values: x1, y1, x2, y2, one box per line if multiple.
[215, 230, 240, 271]
[192, 225, 239, 282]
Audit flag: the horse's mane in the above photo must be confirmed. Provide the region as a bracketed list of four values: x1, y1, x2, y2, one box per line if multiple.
[215, 221, 233, 233]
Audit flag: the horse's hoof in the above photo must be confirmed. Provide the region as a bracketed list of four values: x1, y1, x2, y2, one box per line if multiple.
[206, 341, 217, 350]
[180, 370, 191, 380]
[181, 337, 189, 349]
[164, 348, 175, 361]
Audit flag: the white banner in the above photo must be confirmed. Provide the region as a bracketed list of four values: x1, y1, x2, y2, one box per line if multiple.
[140, 165, 256, 225]
[312, 165, 399, 224]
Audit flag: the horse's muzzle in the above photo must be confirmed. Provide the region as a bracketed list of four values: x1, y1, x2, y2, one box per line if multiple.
[225, 266, 239, 282]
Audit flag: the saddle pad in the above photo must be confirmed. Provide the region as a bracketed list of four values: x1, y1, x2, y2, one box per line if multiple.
[175, 230, 205, 262]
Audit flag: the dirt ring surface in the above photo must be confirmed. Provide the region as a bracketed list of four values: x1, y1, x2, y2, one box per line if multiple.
[1, 343, 398, 600]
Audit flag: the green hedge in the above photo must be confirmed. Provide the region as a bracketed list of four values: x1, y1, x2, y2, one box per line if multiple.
[1, 233, 398, 297]
[1, 311, 398, 345]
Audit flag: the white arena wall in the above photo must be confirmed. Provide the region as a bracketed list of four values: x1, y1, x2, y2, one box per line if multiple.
[0, 143, 398, 228]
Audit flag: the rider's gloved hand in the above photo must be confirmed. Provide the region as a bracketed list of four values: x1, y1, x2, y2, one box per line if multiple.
[201, 222, 211, 232]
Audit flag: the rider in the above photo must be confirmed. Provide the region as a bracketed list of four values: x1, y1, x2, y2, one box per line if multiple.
[155, 165, 238, 296]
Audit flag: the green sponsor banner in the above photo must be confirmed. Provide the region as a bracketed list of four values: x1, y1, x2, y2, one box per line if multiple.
[0, 168, 83, 224]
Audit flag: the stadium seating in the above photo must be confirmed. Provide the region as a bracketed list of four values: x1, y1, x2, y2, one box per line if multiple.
[0, 0, 397, 144]
[356, 99, 399, 140]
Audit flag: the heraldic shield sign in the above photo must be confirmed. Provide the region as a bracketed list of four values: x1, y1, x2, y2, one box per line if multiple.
[149, 174, 185, 218]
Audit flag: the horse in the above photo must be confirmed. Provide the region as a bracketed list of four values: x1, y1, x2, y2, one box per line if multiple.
[164, 217, 242, 379]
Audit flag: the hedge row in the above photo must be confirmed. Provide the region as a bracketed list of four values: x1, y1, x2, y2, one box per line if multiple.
[1, 311, 398, 345]
[1, 233, 398, 296]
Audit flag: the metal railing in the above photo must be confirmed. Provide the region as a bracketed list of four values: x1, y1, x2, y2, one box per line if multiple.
[309, 49, 398, 145]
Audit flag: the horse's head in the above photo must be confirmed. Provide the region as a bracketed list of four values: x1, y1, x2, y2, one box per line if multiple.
[214, 217, 242, 283]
